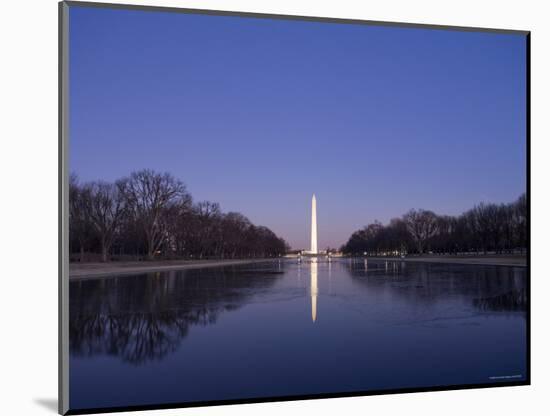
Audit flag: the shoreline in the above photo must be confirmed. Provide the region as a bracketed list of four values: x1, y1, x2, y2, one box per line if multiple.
[69, 254, 527, 280]
[364, 255, 527, 267]
[69, 258, 279, 280]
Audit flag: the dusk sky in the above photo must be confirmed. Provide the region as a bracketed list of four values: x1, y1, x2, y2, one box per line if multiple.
[69, 6, 527, 250]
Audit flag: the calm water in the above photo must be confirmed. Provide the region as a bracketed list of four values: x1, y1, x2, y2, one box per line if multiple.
[69, 259, 527, 411]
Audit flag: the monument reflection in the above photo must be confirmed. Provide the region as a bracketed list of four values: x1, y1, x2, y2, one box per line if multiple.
[310, 258, 318, 322]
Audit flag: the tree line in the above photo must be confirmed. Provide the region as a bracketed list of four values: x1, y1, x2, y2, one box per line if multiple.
[69, 169, 289, 262]
[341, 194, 527, 256]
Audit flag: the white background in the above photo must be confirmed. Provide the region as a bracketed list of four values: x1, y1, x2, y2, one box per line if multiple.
[1, 0, 549, 415]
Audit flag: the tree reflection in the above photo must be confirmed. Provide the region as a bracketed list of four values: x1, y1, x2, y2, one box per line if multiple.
[345, 259, 527, 313]
[473, 288, 527, 312]
[69, 265, 281, 365]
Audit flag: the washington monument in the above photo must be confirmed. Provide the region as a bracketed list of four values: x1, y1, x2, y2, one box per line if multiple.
[310, 194, 318, 254]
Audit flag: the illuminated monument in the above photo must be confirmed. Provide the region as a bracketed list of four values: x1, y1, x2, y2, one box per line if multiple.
[303, 194, 319, 322]
[310, 194, 318, 254]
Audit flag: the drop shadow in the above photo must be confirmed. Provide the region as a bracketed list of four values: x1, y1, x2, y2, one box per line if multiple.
[34, 398, 58, 413]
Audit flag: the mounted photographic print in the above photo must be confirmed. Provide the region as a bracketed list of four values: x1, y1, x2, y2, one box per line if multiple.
[59, 1, 530, 414]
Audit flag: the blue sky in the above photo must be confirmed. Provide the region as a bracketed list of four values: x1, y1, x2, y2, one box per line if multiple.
[69, 6, 527, 250]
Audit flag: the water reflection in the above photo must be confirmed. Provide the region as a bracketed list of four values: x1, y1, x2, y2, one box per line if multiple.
[346, 259, 527, 314]
[473, 288, 527, 312]
[310, 259, 318, 322]
[69, 264, 282, 365]
[70, 259, 528, 410]
[328, 259, 332, 295]
[70, 261, 527, 366]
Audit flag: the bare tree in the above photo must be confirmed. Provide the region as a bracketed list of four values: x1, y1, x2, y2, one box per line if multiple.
[164, 199, 194, 257]
[220, 212, 252, 259]
[69, 174, 91, 262]
[403, 209, 439, 254]
[513, 193, 527, 251]
[119, 170, 190, 260]
[194, 201, 222, 258]
[85, 181, 126, 262]
[470, 203, 500, 254]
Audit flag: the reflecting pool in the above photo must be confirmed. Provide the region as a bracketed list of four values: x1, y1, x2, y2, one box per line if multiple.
[69, 259, 527, 410]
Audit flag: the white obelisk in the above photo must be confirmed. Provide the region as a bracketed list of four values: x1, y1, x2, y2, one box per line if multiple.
[310, 194, 318, 254]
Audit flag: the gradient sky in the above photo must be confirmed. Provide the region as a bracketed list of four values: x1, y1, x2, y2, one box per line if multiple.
[69, 6, 527, 250]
